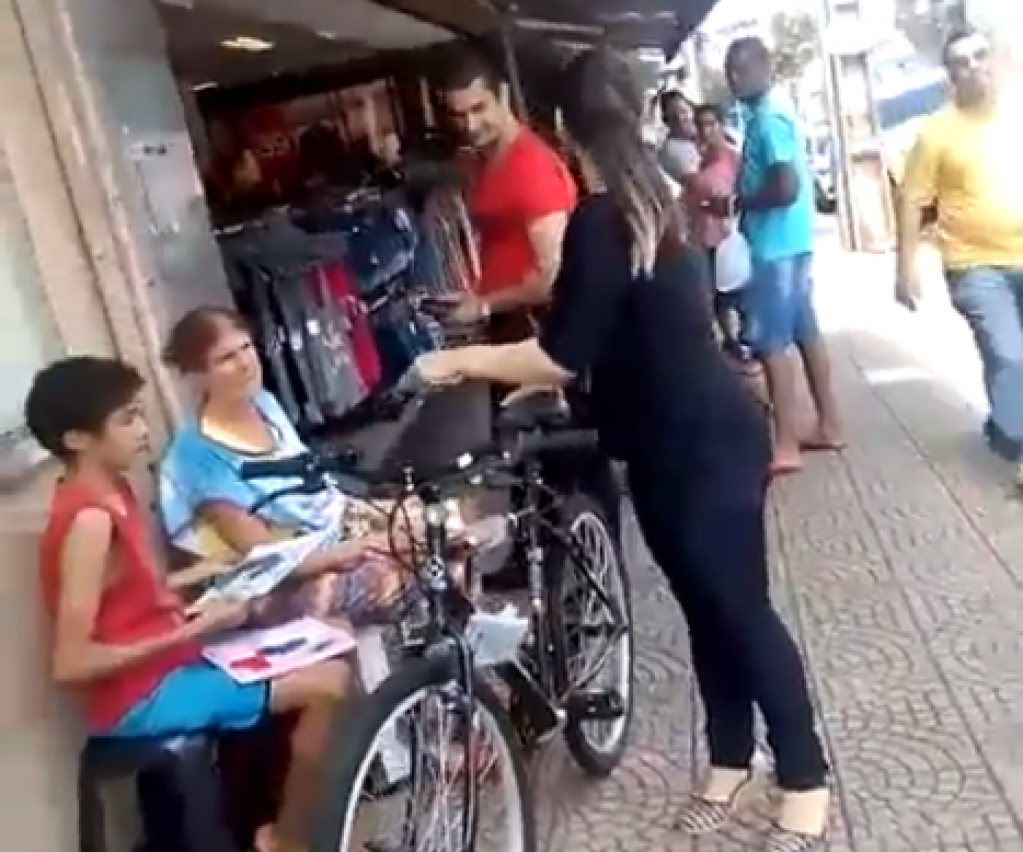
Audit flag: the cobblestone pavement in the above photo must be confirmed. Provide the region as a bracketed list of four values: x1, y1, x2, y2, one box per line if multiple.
[533, 245, 1023, 852]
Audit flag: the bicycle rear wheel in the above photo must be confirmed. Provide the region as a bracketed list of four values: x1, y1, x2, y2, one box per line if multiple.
[310, 656, 535, 852]
[547, 491, 635, 778]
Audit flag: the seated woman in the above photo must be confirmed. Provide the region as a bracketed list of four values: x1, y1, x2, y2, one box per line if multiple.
[159, 305, 405, 626]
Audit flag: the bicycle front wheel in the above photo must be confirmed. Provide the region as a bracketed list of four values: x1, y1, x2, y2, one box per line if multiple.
[310, 656, 536, 852]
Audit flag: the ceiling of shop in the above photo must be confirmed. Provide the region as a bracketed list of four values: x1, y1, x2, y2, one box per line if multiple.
[158, 0, 453, 87]
[505, 0, 720, 51]
[158, 0, 723, 91]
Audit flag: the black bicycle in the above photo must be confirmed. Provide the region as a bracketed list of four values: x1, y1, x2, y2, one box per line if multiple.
[239, 392, 633, 852]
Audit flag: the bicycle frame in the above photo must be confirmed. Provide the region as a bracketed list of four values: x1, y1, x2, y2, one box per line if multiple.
[491, 455, 629, 742]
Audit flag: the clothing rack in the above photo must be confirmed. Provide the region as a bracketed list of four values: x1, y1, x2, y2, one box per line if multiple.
[214, 183, 478, 439]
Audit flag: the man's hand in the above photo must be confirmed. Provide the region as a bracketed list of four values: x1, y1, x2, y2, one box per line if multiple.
[185, 597, 250, 637]
[449, 293, 486, 325]
[895, 265, 923, 312]
[414, 349, 468, 387]
[703, 195, 735, 218]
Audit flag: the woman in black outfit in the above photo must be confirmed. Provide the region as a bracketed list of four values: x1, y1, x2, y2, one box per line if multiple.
[414, 49, 829, 852]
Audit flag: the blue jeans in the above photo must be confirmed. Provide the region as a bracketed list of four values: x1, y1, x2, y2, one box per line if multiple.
[739, 253, 818, 356]
[947, 266, 1023, 446]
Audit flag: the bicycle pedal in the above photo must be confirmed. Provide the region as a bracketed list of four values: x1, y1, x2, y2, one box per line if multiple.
[566, 689, 626, 722]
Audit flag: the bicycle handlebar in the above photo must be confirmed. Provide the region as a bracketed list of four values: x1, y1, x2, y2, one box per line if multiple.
[239, 427, 598, 498]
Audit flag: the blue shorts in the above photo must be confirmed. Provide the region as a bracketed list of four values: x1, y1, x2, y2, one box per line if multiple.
[100, 662, 269, 739]
[739, 253, 818, 355]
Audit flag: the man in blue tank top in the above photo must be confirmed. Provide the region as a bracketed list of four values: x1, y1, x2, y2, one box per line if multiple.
[723, 36, 845, 476]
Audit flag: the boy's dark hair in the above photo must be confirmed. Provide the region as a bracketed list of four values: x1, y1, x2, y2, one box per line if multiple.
[24, 357, 144, 459]
[942, 27, 984, 66]
[434, 43, 504, 94]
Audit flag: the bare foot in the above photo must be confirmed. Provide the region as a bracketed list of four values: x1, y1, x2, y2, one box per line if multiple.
[254, 825, 307, 852]
[800, 427, 847, 453]
[769, 448, 803, 479]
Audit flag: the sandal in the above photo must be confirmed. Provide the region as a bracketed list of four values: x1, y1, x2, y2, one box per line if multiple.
[764, 787, 829, 852]
[763, 824, 827, 852]
[675, 772, 758, 836]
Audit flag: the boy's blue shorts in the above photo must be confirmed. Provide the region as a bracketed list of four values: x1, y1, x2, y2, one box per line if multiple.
[99, 662, 269, 739]
[739, 252, 818, 356]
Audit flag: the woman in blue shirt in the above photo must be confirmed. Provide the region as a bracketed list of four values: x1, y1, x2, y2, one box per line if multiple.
[159, 306, 405, 625]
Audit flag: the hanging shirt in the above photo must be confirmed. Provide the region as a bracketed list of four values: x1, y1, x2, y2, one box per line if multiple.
[317, 264, 382, 392]
[468, 127, 577, 297]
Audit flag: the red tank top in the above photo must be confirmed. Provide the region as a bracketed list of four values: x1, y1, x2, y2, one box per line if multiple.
[38, 478, 200, 732]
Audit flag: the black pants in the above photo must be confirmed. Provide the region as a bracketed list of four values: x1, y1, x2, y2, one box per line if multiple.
[627, 460, 827, 791]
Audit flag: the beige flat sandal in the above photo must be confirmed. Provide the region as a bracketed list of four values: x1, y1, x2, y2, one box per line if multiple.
[675, 771, 759, 836]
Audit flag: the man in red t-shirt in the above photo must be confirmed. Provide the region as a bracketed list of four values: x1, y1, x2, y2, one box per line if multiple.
[437, 47, 577, 341]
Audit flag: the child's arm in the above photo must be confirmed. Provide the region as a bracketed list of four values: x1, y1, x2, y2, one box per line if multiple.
[52, 509, 222, 685]
[166, 559, 232, 592]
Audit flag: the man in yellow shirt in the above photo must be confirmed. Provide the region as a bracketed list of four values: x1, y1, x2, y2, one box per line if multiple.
[897, 28, 1023, 462]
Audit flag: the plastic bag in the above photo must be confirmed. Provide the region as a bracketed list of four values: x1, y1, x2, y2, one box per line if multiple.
[714, 225, 753, 294]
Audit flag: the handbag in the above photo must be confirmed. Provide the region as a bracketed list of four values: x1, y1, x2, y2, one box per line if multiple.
[714, 221, 753, 294]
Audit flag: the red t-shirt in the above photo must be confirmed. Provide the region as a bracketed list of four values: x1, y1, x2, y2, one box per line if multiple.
[468, 128, 577, 297]
[38, 478, 199, 732]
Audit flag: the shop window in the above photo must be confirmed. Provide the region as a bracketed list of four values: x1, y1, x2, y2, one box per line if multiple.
[0, 150, 61, 470]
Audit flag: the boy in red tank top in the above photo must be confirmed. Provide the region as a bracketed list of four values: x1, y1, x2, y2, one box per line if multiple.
[26, 357, 352, 852]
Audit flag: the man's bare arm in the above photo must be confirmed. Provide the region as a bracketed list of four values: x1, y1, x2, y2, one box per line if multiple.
[52, 509, 198, 685]
[894, 131, 939, 304]
[483, 212, 569, 313]
[895, 191, 927, 282]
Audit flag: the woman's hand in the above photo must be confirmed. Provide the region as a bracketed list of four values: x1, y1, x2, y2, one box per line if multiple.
[184, 596, 251, 636]
[501, 384, 562, 407]
[414, 349, 469, 387]
[324, 530, 416, 571]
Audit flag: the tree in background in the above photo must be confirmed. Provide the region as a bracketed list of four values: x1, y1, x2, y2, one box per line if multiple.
[770, 10, 820, 84]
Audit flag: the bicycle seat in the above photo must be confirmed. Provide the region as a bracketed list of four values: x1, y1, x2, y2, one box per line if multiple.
[496, 390, 571, 432]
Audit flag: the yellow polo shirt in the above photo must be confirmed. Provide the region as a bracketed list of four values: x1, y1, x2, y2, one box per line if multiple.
[902, 101, 1023, 269]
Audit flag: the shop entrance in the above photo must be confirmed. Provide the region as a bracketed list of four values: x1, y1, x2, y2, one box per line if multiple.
[153, 0, 495, 473]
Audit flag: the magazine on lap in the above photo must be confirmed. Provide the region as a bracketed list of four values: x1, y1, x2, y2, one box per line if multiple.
[204, 617, 355, 684]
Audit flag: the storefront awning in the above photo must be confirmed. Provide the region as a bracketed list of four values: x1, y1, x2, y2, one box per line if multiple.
[381, 0, 720, 52]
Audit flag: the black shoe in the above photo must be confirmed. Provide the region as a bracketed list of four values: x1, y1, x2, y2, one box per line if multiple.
[984, 418, 1022, 462]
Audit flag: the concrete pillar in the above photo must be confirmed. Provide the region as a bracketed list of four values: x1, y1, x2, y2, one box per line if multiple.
[14, 0, 234, 396]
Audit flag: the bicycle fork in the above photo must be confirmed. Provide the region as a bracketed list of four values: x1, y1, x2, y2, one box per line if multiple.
[495, 463, 565, 741]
